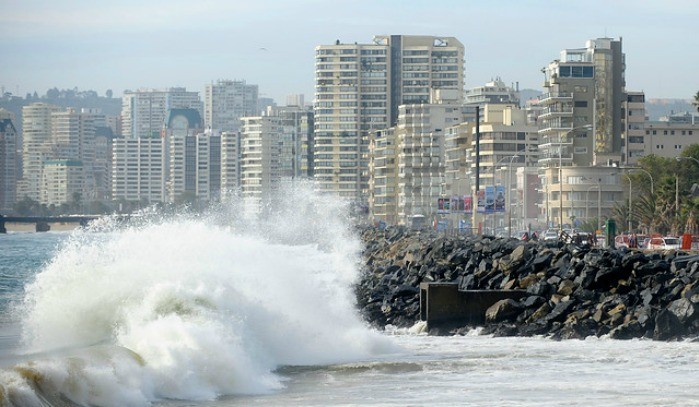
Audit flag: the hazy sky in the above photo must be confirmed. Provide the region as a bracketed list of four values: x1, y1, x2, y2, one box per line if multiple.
[2, 0, 698, 103]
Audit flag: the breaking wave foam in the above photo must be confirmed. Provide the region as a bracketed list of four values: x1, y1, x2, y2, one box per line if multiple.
[1, 182, 395, 406]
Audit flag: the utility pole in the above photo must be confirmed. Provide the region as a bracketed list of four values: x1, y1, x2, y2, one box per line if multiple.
[472, 106, 480, 234]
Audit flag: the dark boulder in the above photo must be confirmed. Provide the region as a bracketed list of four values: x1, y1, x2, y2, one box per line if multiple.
[485, 299, 524, 323]
[654, 309, 686, 340]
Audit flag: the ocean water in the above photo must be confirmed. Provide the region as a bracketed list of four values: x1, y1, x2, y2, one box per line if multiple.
[1, 186, 698, 406]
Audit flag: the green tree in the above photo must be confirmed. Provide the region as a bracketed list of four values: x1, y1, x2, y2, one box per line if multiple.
[13, 196, 39, 216]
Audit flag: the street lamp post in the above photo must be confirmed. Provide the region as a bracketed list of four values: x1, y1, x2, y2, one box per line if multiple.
[597, 180, 602, 233]
[492, 155, 518, 235]
[545, 183, 550, 227]
[629, 167, 654, 195]
[583, 177, 602, 232]
[676, 156, 699, 166]
[586, 185, 599, 224]
[506, 154, 519, 237]
[624, 174, 632, 233]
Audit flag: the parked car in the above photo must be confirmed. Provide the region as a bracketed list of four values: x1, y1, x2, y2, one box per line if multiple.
[648, 236, 681, 250]
[543, 230, 559, 241]
[615, 235, 630, 249]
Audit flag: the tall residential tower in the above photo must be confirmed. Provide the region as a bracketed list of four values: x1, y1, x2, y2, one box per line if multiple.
[314, 35, 464, 202]
[204, 80, 259, 132]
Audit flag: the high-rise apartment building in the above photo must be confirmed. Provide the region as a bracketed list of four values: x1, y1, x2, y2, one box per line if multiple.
[0, 117, 18, 212]
[193, 132, 221, 203]
[50, 109, 96, 202]
[220, 131, 241, 202]
[369, 90, 465, 224]
[41, 160, 83, 207]
[19, 103, 106, 207]
[111, 136, 165, 204]
[467, 105, 539, 233]
[165, 108, 204, 203]
[623, 91, 646, 165]
[204, 80, 259, 132]
[240, 116, 282, 204]
[538, 37, 626, 228]
[264, 105, 314, 179]
[19, 103, 62, 201]
[539, 37, 625, 169]
[314, 35, 464, 202]
[121, 88, 201, 139]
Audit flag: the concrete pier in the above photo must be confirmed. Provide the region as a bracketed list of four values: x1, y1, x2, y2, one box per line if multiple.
[420, 283, 528, 330]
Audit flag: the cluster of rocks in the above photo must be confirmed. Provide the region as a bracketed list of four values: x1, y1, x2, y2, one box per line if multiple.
[355, 226, 699, 341]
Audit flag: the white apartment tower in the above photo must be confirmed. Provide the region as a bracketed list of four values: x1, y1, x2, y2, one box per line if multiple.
[314, 35, 464, 202]
[204, 80, 259, 133]
[194, 132, 221, 203]
[369, 90, 465, 224]
[121, 88, 202, 139]
[41, 160, 83, 207]
[240, 116, 282, 205]
[220, 131, 241, 201]
[19, 104, 99, 206]
[20, 103, 62, 201]
[50, 109, 96, 202]
[111, 136, 165, 204]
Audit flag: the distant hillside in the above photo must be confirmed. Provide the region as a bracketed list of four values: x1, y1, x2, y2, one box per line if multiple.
[519, 88, 542, 105]
[0, 88, 122, 135]
[645, 98, 694, 121]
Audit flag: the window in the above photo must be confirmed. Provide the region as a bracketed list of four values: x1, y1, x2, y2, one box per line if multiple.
[559, 65, 594, 78]
[574, 101, 588, 108]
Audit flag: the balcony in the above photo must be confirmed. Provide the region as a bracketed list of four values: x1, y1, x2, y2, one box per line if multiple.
[538, 134, 574, 146]
[538, 123, 575, 135]
[538, 107, 574, 120]
[537, 153, 574, 167]
[538, 92, 573, 104]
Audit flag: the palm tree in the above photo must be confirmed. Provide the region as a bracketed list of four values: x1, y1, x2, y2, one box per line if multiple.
[633, 193, 658, 235]
[694, 91, 699, 114]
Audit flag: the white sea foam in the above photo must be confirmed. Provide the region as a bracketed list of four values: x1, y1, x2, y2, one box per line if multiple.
[1, 182, 396, 405]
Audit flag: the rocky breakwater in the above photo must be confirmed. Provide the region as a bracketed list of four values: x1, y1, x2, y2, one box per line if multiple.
[356, 226, 699, 340]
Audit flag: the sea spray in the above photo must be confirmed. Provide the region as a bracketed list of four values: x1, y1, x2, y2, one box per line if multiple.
[2, 183, 396, 405]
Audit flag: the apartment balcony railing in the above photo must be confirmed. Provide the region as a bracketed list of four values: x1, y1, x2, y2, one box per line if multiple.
[538, 92, 573, 103]
[538, 124, 575, 135]
[538, 107, 574, 120]
[537, 153, 574, 166]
